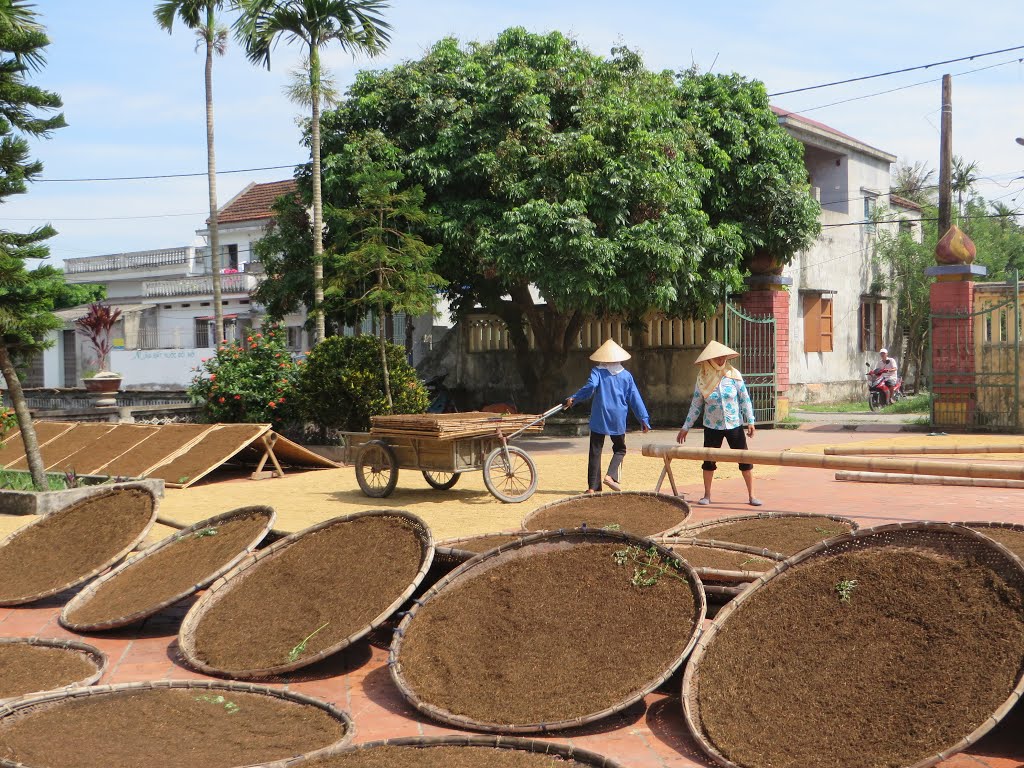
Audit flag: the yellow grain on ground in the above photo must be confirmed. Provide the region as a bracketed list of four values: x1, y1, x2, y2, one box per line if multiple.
[157, 451, 773, 541]
[0, 514, 32, 540]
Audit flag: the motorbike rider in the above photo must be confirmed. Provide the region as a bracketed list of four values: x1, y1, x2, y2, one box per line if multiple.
[870, 348, 899, 405]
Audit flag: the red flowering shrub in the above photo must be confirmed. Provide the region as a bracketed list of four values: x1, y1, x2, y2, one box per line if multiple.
[188, 325, 300, 425]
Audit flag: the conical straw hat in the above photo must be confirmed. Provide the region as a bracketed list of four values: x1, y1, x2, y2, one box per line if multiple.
[590, 339, 631, 363]
[694, 340, 739, 365]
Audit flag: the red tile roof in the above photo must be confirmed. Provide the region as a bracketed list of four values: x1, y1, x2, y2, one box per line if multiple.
[215, 179, 298, 224]
[771, 105, 860, 144]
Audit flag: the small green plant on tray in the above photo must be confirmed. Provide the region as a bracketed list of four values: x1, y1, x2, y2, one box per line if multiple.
[288, 622, 330, 663]
[601, 523, 622, 531]
[835, 579, 858, 603]
[193, 527, 218, 538]
[613, 545, 687, 588]
[195, 694, 240, 714]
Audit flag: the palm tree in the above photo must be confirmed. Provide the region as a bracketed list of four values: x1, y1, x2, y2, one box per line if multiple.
[234, 0, 391, 345]
[891, 159, 936, 206]
[951, 155, 980, 222]
[154, 0, 231, 345]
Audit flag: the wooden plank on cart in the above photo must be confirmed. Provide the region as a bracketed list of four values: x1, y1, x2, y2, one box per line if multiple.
[370, 412, 544, 440]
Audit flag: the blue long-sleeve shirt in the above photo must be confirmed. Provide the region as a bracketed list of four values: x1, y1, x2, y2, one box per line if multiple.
[570, 367, 651, 435]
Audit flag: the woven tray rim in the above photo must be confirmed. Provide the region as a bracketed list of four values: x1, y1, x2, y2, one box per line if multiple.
[0, 679, 354, 768]
[177, 509, 435, 679]
[680, 521, 1024, 768]
[660, 537, 784, 583]
[256, 734, 627, 768]
[59, 505, 277, 632]
[390, 527, 707, 734]
[0, 637, 106, 706]
[0, 486, 159, 606]
[434, 530, 529, 563]
[521, 490, 692, 539]
[675, 511, 859, 557]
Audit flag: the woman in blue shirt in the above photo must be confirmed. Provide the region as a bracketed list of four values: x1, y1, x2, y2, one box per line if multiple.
[677, 340, 761, 506]
[565, 339, 651, 494]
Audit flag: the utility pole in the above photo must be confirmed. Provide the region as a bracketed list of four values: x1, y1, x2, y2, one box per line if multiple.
[937, 74, 953, 236]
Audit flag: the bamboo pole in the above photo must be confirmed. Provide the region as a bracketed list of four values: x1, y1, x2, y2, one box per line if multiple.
[834, 471, 1024, 488]
[641, 444, 1024, 481]
[825, 444, 1024, 456]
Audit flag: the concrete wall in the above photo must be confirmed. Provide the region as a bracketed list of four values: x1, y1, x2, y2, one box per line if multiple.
[110, 346, 213, 388]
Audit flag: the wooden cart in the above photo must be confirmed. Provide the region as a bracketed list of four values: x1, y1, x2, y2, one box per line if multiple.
[342, 406, 561, 504]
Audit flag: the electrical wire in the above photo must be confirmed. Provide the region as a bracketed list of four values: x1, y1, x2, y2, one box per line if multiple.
[37, 164, 300, 183]
[768, 43, 1024, 97]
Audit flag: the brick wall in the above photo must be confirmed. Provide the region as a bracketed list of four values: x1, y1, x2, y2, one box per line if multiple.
[739, 288, 790, 395]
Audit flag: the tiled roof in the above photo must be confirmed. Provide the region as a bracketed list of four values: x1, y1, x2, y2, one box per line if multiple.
[771, 105, 859, 143]
[888, 193, 923, 212]
[215, 179, 298, 224]
[771, 105, 895, 162]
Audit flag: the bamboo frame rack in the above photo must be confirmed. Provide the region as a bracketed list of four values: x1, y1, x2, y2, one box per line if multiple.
[825, 443, 1024, 456]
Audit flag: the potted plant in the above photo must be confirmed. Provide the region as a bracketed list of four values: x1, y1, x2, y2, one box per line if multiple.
[74, 303, 123, 393]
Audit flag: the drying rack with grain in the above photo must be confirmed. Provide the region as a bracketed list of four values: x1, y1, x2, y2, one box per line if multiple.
[343, 406, 561, 503]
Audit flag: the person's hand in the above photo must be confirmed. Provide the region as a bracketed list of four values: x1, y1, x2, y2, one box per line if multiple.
[676, 428, 688, 444]
[746, 424, 756, 438]
[564, 397, 574, 409]
[642, 422, 651, 433]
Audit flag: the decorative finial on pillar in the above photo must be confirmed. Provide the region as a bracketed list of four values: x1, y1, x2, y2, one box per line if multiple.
[934, 224, 976, 265]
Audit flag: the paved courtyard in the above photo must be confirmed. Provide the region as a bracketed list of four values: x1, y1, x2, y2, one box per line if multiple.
[2, 425, 1023, 767]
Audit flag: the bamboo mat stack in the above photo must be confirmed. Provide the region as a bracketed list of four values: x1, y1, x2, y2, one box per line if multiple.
[370, 412, 544, 440]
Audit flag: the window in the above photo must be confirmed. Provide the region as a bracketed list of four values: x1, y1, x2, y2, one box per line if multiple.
[287, 326, 303, 350]
[803, 294, 834, 353]
[863, 195, 877, 233]
[194, 318, 213, 349]
[860, 300, 883, 352]
[222, 243, 239, 271]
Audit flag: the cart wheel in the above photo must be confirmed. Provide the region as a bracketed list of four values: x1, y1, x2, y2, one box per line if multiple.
[356, 440, 399, 498]
[483, 446, 538, 503]
[422, 470, 460, 490]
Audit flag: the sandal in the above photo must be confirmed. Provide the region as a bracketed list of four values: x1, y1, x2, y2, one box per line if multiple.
[603, 476, 621, 492]
[748, 498, 763, 507]
[698, 497, 711, 505]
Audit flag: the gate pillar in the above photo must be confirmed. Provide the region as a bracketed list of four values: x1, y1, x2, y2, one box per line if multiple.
[740, 275, 792, 420]
[926, 263, 987, 428]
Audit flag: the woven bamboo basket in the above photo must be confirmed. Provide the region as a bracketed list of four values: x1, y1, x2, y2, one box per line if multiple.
[253, 734, 626, 768]
[390, 528, 706, 734]
[661, 537, 784, 585]
[0, 486, 158, 606]
[0, 638, 106, 705]
[958, 521, 1024, 562]
[675, 511, 859, 558]
[60, 505, 276, 632]
[0, 679, 354, 768]
[435, 530, 531, 564]
[178, 509, 434, 679]
[521, 491, 691, 538]
[681, 522, 1024, 768]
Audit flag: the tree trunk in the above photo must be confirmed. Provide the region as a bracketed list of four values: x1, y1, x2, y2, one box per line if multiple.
[309, 46, 326, 345]
[379, 304, 393, 410]
[0, 344, 46, 489]
[205, 10, 224, 346]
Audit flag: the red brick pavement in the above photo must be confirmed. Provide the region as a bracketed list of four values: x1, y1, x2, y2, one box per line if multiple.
[1, 425, 1023, 767]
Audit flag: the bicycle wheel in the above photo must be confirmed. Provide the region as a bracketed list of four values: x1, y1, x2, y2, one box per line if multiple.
[483, 445, 538, 503]
[422, 470, 460, 490]
[356, 440, 399, 498]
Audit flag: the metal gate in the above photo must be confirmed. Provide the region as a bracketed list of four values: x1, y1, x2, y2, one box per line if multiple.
[928, 283, 1020, 431]
[724, 301, 777, 425]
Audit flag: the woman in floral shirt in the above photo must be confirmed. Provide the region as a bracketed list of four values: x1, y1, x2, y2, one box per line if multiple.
[676, 340, 761, 506]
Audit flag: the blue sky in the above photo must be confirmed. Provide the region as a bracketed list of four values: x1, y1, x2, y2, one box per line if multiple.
[6, 0, 1024, 265]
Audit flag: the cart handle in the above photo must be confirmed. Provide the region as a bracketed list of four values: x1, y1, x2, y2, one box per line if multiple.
[502, 403, 564, 442]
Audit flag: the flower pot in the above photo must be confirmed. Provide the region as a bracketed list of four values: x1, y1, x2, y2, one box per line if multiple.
[747, 251, 785, 276]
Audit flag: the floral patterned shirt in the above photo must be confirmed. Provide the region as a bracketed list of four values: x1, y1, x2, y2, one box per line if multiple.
[682, 376, 755, 431]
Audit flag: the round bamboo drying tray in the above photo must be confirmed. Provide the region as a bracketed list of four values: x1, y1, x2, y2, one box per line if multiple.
[60, 505, 276, 632]
[277, 734, 627, 768]
[177, 509, 435, 679]
[681, 522, 1024, 768]
[957, 521, 1024, 563]
[0, 486, 158, 606]
[521, 491, 692, 538]
[676, 511, 859, 558]
[0, 679, 354, 768]
[661, 537, 784, 585]
[390, 527, 706, 734]
[0, 638, 106, 705]
[434, 531, 531, 565]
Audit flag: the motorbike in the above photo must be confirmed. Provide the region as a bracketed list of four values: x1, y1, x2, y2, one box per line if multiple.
[865, 362, 904, 412]
[425, 372, 459, 413]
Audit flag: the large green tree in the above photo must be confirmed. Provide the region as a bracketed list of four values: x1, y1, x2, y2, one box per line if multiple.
[0, 0, 67, 489]
[155, 0, 232, 344]
[234, 0, 391, 346]
[309, 29, 819, 400]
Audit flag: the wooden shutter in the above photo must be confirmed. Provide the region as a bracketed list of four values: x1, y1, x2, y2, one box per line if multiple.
[820, 298, 834, 352]
[803, 294, 821, 353]
[874, 304, 883, 351]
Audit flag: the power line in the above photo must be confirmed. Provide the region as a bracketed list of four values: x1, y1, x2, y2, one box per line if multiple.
[768, 43, 1024, 97]
[822, 211, 1023, 229]
[37, 163, 300, 183]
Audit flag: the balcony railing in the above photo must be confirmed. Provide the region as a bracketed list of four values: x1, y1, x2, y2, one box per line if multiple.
[142, 272, 258, 298]
[64, 246, 193, 275]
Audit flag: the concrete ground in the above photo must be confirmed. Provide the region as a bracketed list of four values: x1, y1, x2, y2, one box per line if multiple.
[2, 424, 1024, 767]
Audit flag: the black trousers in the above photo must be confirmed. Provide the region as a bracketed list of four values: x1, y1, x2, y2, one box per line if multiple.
[588, 432, 626, 491]
[702, 426, 753, 472]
